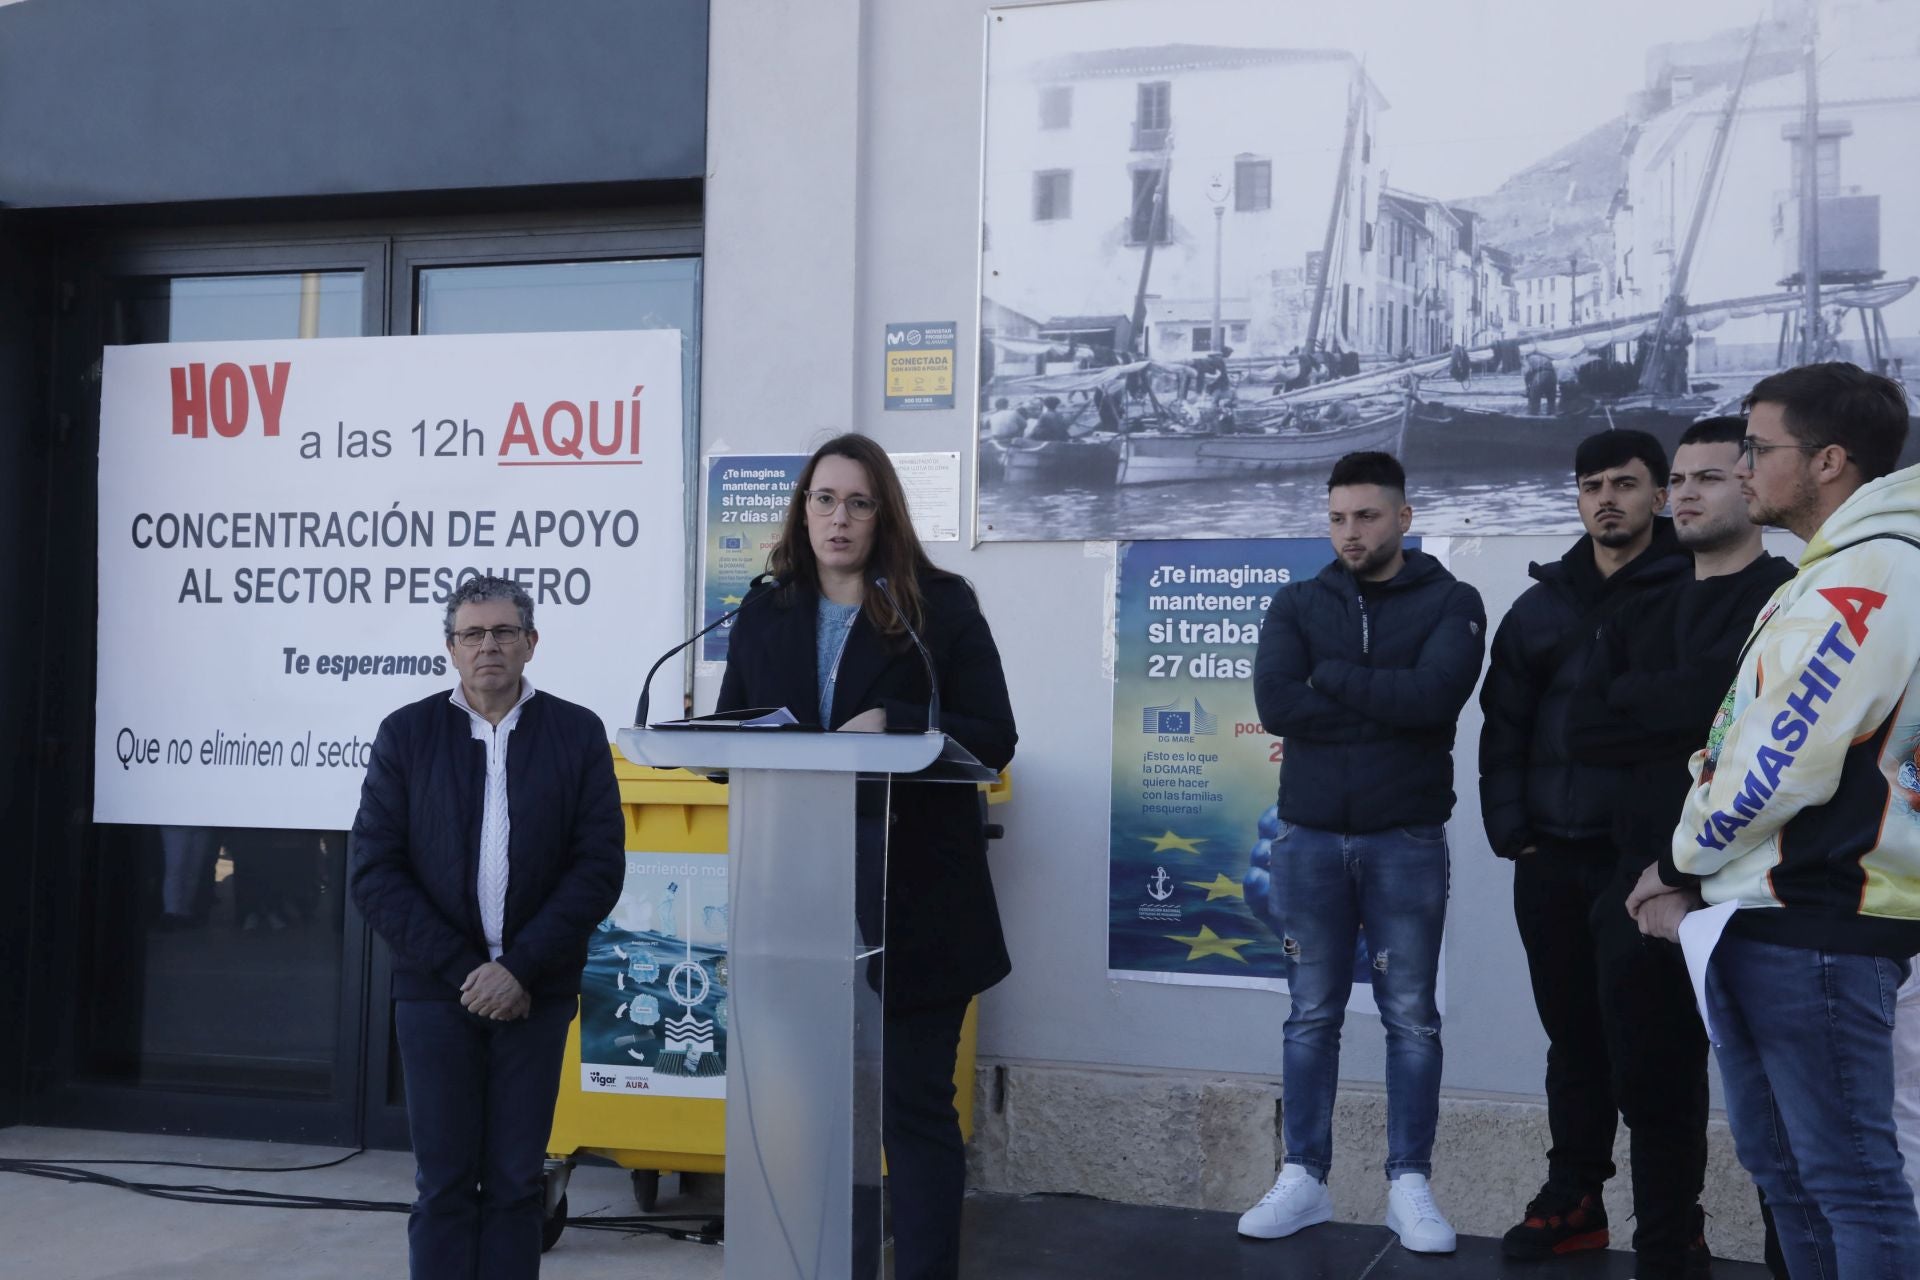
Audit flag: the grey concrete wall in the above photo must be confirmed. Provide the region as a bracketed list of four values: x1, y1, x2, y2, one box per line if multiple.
[701, 0, 1798, 1245]
[705, 0, 1582, 1097]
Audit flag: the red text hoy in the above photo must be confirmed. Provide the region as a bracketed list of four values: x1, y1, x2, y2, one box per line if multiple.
[170, 362, 291, 439]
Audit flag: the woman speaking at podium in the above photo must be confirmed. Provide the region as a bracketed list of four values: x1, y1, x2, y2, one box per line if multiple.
[716, 433, 1017, 1279]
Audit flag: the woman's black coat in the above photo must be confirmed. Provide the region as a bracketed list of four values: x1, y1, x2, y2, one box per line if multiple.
[715, 572, 1018, 1011]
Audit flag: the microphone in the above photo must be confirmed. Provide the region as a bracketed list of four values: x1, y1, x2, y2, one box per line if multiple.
[872, 576, 940, 734]
[634, 572, 788, 727]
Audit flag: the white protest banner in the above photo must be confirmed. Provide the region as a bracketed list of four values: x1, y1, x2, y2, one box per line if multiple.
[96, 330, 684, 830]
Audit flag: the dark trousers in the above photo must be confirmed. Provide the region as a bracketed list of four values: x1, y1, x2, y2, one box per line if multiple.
[876, 997, 972, 1280]
[1513, 841, 1618, 1193]
[395, 996, 575, 1280]
[1759, 1191, 1790, 1278]
[1591, 862, 1709, 1277]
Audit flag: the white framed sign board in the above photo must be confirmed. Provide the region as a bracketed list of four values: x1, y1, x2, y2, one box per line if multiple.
[95, 329, 685, 829]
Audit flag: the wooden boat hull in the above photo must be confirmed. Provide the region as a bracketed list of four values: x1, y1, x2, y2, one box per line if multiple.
[1401, 395, 1705, 467]
[989, 435, 1121, 485]
[1115, 403, 1408, 485]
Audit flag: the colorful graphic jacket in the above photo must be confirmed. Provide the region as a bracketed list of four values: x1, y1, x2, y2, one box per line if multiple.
[1666, 465, 1920, 957]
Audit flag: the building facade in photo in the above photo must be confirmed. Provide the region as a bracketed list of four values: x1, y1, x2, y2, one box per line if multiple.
[982, 44, 1387, 365]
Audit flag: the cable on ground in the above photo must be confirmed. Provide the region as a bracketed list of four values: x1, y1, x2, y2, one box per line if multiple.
[0, 1159, 724, 1245]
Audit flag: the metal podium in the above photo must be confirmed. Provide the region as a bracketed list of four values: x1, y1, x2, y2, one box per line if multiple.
[616, 725, 996, 1280]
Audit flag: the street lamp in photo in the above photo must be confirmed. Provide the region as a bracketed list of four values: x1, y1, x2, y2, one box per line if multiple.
[1206, 174, 1231, 354]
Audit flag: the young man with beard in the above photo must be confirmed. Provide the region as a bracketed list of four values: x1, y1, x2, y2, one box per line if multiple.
[1242, 451, 1485, 1254]
[1478, 429, 1690, 1260]
[1565, 417, 1797, 1279]
[1628, 363, 1920, 1277]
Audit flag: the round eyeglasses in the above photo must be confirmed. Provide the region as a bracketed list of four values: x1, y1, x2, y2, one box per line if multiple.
[805, 489, 878, 520]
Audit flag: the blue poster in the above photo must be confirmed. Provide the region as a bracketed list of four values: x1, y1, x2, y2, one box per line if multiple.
[1108, 537, 1433, 1009]
[702, 454, 805, 664]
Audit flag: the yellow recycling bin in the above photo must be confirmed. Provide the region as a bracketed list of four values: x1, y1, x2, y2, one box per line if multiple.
[543, 750, 1003, 1234]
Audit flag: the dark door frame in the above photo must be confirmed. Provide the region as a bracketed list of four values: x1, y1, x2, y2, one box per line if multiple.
[22, 204, 701, 1150]
[27, 235, 389, 1148]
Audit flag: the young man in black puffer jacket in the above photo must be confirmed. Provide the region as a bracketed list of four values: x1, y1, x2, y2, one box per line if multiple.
[1565, 416, 1798, 1280]
[1478, 429, 1689, 1261]
[1241, 451, 1486, 1256]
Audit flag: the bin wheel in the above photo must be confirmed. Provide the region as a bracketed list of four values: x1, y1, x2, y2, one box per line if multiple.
[631, 1169, 661, 1213]
[541, 1192, 568, 1253]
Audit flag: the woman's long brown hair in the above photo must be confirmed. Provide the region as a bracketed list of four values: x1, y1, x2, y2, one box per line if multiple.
[766, 433, 939, 639]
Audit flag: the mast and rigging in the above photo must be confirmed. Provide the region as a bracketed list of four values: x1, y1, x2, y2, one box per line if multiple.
[1797, 5, 1823, 362]
[1636, 18, 1764, 393]
[1305, 70, 1366, 360]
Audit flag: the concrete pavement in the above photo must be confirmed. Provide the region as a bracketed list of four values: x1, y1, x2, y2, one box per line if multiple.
[0, 1126, 721, 1280]
[0, 1124, 1774, 1278]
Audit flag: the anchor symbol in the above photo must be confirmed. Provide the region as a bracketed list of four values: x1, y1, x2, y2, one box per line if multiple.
[1147, 866, 1174, 902]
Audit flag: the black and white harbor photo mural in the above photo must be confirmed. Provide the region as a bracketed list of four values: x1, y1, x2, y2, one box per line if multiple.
[975, 0, 1920, 540]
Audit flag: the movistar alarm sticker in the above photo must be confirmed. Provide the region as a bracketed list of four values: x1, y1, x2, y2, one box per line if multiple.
[1693, 587, 1884, 851]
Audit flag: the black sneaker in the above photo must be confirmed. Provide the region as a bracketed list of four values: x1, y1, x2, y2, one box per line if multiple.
[1501, 1184, 1609, 1260]
[1633, 1237, 1712, 1280]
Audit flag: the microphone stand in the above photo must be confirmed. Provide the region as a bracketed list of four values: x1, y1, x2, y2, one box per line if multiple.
[634, 573, 784, 726]
[872, 575, 940, 734]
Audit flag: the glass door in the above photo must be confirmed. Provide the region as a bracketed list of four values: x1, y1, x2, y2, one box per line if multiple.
[359, 239, 703, 1148]
[29, 220, 702, 1150]
[31, 245, 386, 1144]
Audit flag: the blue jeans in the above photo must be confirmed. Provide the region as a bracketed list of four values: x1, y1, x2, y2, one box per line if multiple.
[394, 996, 576, 1280]
[1269, 820, 1448, 1179]
[1707, 934, 1920, 1279]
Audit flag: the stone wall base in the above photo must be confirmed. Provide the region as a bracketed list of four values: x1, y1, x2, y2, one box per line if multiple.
[965, 1060, 1763, 1264]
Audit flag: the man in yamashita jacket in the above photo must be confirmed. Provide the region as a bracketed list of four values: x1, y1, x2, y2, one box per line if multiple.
[1241, 451, 1486, 1256]
[1477, 429, 1688, 1261]
[350, 575, 623, 1280]
[1628, 363, 1920, 1277]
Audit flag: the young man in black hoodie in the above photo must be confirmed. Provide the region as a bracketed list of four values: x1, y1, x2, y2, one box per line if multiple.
[1243, 452, 1486, 1254]
[1565, 417, 1797, 1279]
[1478, 429, 1690, 1260]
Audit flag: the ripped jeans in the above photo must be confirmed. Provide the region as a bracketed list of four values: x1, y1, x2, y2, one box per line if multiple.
[1269, 820, 1449, 1180]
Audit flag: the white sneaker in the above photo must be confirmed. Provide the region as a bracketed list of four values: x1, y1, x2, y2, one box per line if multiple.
[1385, 1172, 1457, 1253]
[1237, 1163, 1332, 1239]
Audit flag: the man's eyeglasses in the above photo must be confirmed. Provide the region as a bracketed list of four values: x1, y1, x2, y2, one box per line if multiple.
[451, 625, 528, 648]
[1738, 437, 1825, 467]
[805, 489, 879, 520]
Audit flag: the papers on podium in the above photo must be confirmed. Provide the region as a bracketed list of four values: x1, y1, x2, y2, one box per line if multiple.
[647, 706, 809, 731]
[616, 721, 996, 782]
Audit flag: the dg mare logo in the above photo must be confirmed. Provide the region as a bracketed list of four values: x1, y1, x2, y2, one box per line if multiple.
[1141, 698, 1219, 736]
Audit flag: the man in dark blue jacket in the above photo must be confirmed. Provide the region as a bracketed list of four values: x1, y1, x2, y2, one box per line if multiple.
[350, 575, 623, 1280]
[1241, 452, 1486, 1256]
[1478, 429, 1688, 1262]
